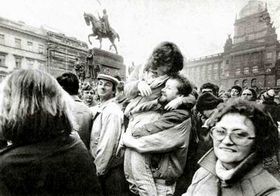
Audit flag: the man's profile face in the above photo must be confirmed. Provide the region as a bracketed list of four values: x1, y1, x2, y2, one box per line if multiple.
[97, 79, 114, 100]
[159, 79, 179, 104]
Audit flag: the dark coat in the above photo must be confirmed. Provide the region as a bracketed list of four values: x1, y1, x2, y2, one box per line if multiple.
[0, 133, 103, 196]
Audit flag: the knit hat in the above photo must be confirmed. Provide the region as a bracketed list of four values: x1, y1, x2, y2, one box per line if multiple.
[262, 89, 275, 101]
[97, 74, 119, 86]
[231, 85, 242, 94]
[196, 92, 223, 112]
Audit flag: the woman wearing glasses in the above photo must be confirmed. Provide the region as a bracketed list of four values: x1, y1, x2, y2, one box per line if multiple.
[183, 99, 280, 196]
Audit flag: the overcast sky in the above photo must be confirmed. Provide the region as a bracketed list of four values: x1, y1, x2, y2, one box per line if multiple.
[1, 0, 280, 66]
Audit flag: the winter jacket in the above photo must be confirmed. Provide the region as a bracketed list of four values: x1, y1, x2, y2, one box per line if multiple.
[71, 95, 93, 149]
[183, 149, 280, 196]
[124, 108, 192, 183]
[90, 99, 124, 176]
[0, 132, 103, 196]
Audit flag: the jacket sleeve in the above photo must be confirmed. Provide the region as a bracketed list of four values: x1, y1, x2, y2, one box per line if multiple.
[132, 110, 189, 137]
[126, 118, 192, 153]
[94, 107, 123, 175]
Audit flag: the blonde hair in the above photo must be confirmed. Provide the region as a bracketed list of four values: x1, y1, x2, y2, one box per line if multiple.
[0, 69, 76, 144]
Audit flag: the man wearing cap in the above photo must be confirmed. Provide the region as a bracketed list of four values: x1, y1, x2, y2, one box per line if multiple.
[199, 82, 219, 97]
[89, 74, 130, 195]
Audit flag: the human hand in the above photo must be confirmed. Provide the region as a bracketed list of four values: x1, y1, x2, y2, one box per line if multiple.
[122, 132, 134, 147]
[164, 96, 184, 110]
[137, 80, 152, 97]
[132, 128, 149, 138]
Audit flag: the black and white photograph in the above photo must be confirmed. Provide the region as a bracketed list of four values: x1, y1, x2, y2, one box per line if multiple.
[0, 0, 280, 195]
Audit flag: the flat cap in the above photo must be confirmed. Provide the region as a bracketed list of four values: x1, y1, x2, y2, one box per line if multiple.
[97, 74, 119, 86]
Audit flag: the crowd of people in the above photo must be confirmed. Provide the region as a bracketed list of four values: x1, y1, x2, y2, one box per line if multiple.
[0, 41, 280, 196]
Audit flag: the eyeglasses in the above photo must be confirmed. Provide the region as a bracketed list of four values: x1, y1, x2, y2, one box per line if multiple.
[210, 127, 255, 146]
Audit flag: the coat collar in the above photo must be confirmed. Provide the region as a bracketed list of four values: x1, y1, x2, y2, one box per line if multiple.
[198, 148, 263, 186]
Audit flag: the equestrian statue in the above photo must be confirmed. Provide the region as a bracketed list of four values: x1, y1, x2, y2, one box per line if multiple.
[84, 10, 120, 54]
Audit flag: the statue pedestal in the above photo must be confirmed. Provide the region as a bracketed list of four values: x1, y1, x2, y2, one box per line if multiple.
[85, 48, 126, 81]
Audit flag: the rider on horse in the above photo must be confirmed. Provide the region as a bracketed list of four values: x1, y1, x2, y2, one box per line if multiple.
[99, 9, 110, 34]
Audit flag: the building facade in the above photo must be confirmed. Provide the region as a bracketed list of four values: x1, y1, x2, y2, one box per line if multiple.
[0, 16, 88, 80]
[46, 31, 88, 78]
[0, 17, 47, 80]
[185, 0, 280, 92]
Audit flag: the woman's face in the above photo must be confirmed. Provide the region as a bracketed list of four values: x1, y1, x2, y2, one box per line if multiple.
[150, 64, 171, 77]
[212, 113, 256, 169]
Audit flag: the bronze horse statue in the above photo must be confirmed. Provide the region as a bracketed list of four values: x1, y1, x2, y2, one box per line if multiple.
[84, 12, 120, 54]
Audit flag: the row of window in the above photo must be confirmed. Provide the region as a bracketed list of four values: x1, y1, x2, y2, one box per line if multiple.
[0, 54, 44, 69]
[0, 34, 44, 54]
[187, 64, 260, 83]
[234, 78, 257, 88]
[234, 66, 259, 76]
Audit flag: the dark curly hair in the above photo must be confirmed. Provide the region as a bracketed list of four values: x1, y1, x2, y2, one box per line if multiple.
[208, 98, 279, 160]
[144, 42, 184, 75]
[57, 72, 79, 95]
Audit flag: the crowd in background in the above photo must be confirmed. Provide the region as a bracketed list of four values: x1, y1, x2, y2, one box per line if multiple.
[0, 42, 280, 196]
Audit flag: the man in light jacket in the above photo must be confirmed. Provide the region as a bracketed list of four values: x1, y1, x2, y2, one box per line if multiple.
[90, 74, 130, 196]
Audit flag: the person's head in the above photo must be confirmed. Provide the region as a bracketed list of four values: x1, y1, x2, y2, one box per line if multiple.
[103, 9, 107, 14]
[200, 82, 219, 96]
[261, 89, 276, 103]
[144, 42, 184, 77]
[97, 74, 119, 102]
[115, 81, 125, 98]
[230, 85, 242, 98]
[241, 88, 257, 101]
[219, 91, 231, 103]
[56, 72, 79, 95]
[0, 69, 74, 145]
[208, 99, 278, 169]
[196, 92, 223, 120]
[159, 74, 192, 105]
[82, 83, 94, 105]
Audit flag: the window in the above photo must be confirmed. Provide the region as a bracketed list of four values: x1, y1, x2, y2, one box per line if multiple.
[251, 78, 257, 87]
[38, 44, 44, 54]
[38, 61, 45, 70]
[0, 34, 4, 45]
[15, 57, 22, 69]
[242, 79, 248, 88]
[234, 80, 240, 86]
[0, 55, 6, 67]
[252, 66, 259, 73]
[207, 64, 212, 80]
[266, 52, 272, 59]
[27, 59, 34, 68]
[235, 68, 241, 76]
[15, 38, 21, 48]
[244, 67, 249, 75]
[27, 41, 33, 51]
[277, 79, 280, 86]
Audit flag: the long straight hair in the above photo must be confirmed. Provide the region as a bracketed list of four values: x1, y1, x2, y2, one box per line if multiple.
[0, 69, 76, 144]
